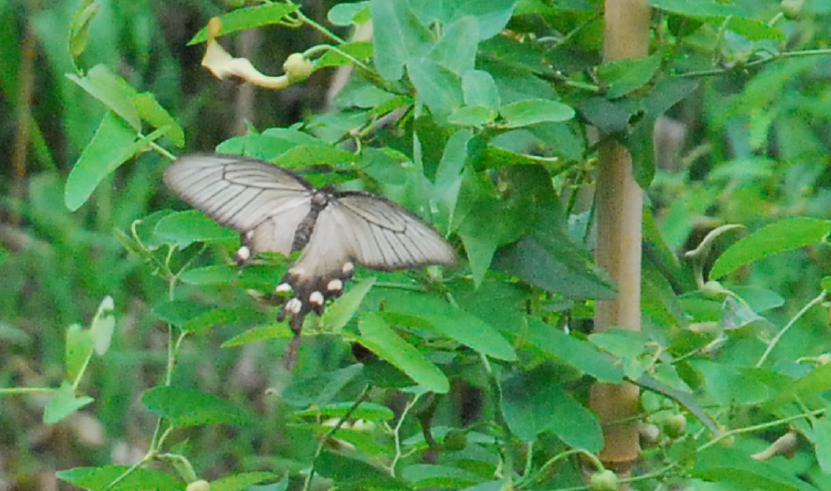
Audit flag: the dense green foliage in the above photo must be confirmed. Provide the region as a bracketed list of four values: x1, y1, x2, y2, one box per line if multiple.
[2, 0, 831, 490]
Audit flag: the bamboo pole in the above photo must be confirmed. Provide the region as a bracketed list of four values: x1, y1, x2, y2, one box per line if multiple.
[589, 0, 650, 482]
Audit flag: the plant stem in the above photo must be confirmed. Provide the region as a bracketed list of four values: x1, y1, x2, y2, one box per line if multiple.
[756, 290, 827, 367]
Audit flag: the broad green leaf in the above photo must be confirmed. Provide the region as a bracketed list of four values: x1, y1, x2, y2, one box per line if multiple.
[296, 401, 395, 422]
[459, 232, 498, 287]
[710, 217, 831, 279]
[323, 277, 376, 331]
[597, 52, 663, 99]
[66, 64, 140, 129]
[691, 360, 771, 405]
[428, 16, 479, 74]
[328, 2, 371, 26]
[180, 307, 267, 333]
[188, 4, 299, 44]
[178, 265, 237, 285]
[132, 92, 185, 147]
[380, 289, 516, 361]
[525, 318, 624, 383]
[502, 367, 603, 450]
[499, 99, 575, 128]
[648, 0, 735, 17]
[400, 464, 480, 489]
[371, 0, 434, 80]
[356, 313, 449, 393]
[813, 418, 831, 473]
[448, 106, 497, 127]
[57, 465, 184, 491]
[408, 58, 465, 117]
[44, 381, 94, 424]
[282, 364, 364, 407]
[273, 144, 356, 169]
[66, 324, 94, 383]
[64, 112, 147, 211]
[222, 324, 289, 347]
[693, 446, 817, 491]
[315, 451, 410, 489]
[211, 472, 283, 491]
[154, 210, 237, 247]
[441, 0, 518, 40]
[142, 386, 253, 427]
[492, 229, 616, 300]
[151, 300, 212, 327]
[462, 69, 501, 109]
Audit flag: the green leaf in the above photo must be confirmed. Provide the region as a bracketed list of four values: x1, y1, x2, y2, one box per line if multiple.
[151, 300, 212, 327]
[66, 64, 140, 129]
[448, 106, 498, 126]
[324, 277, 377, 331]
[282, 364, 364, 407]
[328, 1, 371, 26]
[499, 99, 575, 128]
[315, 42, 374, 69]
[211, 472, 283, 491]
[525, 318, 624, 383]
[64, 112, 147, 211]
[356, 313, 449, 393]
[648, 0, 735, 17]
[90, 295, 115, 355]
[408, 58, 465, 118]
[142, 386, 253, 427]
[180, 307, 267, 333]
[188, 4, 299, 44]
[57, 466, 184, 491]
[178, 265, 237, 285]
[315, 451, 410, 489]
[132, 92, 185, 147]
[154, 210, 237, 247]
[428, 16, 479, 74]
[371, 0, 434, 80]
[597, 52, 663, 99]
[693, 446, 817, 491]
[502, 366, 603, 450]
[400, 464, 480, 489]
[68, 0, 98, 58]
[462, 69, 501, 109]
[273, 144, 356, 169]
[66, 324, 94, 383]
[296, 401, 395, 422]
[222, 324, 289, 348]
[441, 0, 518, 40]
[710, 217, 831, 279]
[380, 289, 516, 361]
[492, 229, 616, 300]
[44, 381, 94, 424]
[813, 418, 831, 473]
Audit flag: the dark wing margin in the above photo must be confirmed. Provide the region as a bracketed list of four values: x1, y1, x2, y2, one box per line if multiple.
[163, 154, 314, 256]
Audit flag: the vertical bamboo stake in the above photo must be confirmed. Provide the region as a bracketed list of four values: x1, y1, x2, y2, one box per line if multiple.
[590, 0, 650, 482]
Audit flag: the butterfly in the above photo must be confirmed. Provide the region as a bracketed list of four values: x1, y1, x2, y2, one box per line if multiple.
[164, 154, 456, 367]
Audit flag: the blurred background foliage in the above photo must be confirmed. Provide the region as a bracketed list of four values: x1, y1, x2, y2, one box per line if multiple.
[2, 0, 831, 489]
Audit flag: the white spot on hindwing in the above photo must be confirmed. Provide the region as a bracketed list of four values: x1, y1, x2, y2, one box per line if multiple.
[233, 246, 250, 265]
[327, 279, 343, 292]
[309, 291, 324, 306]
[276, 283, 292, 293]
[342, 262, 354, 275]
[285, 298, 303, 314]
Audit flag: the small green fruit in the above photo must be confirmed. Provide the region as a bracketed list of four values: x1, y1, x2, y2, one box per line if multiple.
[589, 469, 619, 491]
[283, 53, 313, 83]
[186, 480, 210, 491]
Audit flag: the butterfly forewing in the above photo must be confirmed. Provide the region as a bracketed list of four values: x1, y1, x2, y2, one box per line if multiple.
[164, 155, 314, 256]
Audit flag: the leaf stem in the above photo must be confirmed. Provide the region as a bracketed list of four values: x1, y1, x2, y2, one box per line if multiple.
[756, 290, 827, 367]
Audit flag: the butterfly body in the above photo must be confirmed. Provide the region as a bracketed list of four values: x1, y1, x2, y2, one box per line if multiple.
[164, 154, 456, 366]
